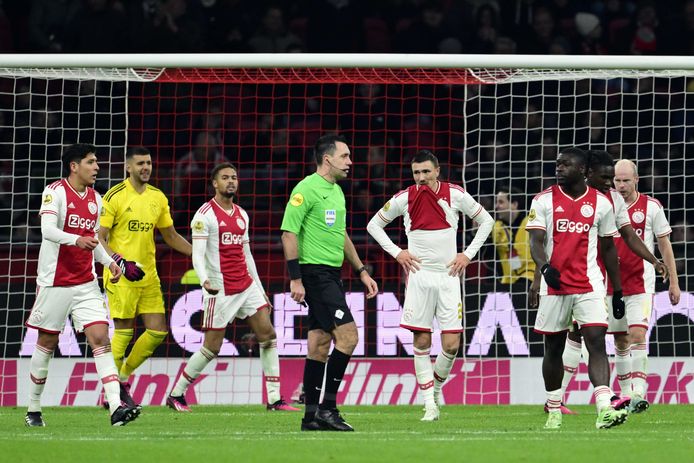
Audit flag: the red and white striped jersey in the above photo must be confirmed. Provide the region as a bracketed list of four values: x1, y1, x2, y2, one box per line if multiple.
[527, 185, 617, 295]
[597, 188, 632, 290]
[375, 182, 485, 272]
[37, 179, 101, 287]
[614, 192, 671, 295]
[191, 199, 253, 295]
[607, 188, 631, 230]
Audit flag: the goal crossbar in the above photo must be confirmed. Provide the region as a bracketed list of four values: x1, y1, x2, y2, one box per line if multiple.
[1, 54, 694, 84]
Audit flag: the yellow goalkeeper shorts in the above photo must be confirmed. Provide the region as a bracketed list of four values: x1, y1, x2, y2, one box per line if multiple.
[105, 281, 165, 320]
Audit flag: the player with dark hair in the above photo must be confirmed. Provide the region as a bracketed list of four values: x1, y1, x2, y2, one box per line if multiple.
[527, 147, 628, 429]
[493, 185, 535, 285]
[98, 146, 192, 409]
[367, 149, 493, 421]
[167, 163, 299, 412]
[281, 134, 378, 431]
[25, 143, 139, 426]
[549, 150, 668, 414]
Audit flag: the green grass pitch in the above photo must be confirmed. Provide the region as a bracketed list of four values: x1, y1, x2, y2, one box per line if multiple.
[1, 405, 693, 463]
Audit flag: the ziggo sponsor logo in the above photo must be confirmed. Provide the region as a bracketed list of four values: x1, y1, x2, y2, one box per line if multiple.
[67, 214, 96, 230]
[221, 233, 244, 245]
[556, 219, 590, 233]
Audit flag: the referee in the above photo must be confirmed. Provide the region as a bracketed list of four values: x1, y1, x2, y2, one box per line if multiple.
[281, 134, 378, 432]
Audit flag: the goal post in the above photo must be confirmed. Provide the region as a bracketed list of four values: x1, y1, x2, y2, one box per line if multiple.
[1, 54, 692, 407]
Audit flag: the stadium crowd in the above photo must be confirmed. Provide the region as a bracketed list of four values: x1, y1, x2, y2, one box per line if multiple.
[0, 0, 693, 56]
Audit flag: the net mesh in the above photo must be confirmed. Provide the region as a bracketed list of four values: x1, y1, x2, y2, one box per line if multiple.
[1, 65, 692, 406]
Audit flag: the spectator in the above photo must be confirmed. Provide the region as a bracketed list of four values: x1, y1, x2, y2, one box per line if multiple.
[471, 3, 500, 53]
[137, 0, 205, 52]
[494, 35, 518, 53]
[175, 131, 229, 223]
[63, 0, 128, 53]
[27, 0, 81, 52]
[575, 11, 607, 54]
[394, 0, 461, 53]
[518, 6, 557, 54]
[248, 5, 303, 53]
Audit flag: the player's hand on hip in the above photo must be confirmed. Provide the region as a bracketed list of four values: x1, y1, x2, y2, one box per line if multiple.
[76, 236, 99, 250]
[396, 250, 421, 274]
[290, 279, 305, 303]
[528, 280, 540, 309]
[203, 280, 219, 295]
[654, 260, 669, 282]
[446, 253, 470, 277]
[361, 273, 378, 299]
[108, 261, 122, 283]
[669, 284, 681, 306]
[111, 253, 146, 282]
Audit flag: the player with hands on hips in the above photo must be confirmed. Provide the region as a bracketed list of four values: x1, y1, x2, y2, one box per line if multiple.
[368, 150, 493, 422]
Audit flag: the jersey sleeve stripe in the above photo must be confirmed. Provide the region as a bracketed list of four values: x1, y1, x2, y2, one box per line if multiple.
[199, 203, 212, 214]
[532, 188, 552, 201]
[393, 189, 407, 199]
[470, 204, 483, 218]
[146, 184, 163, 193]
[377, 211, 392, 223]
[656, 230, 672, 237]
[525, 225, 546, 230]
[450, 184, 466, 193]
[103, 183, 126, 202]
[39, 210, 57, 216]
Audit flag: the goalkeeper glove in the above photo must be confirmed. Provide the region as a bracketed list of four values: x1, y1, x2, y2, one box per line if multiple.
[540, 263, 561, 290]
[612, 290, 625, 320]
[111, 253, 145, 282]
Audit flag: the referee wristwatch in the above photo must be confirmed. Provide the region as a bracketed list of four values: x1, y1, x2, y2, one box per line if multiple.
[355, 265, 368, 276]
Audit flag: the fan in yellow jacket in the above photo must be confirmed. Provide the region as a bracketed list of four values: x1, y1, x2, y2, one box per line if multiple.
[493, 187, 535, 284]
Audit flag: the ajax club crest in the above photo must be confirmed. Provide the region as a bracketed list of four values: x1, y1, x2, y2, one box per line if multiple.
[87, 201, 98, 215]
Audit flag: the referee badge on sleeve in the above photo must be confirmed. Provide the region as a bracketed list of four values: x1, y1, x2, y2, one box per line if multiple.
[290, 193, 304, 207]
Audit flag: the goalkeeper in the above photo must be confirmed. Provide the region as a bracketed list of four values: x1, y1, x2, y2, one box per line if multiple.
[98, 146, 192, 408]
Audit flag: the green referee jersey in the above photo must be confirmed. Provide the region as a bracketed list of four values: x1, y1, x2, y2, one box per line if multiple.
[281, 173, 346, 268]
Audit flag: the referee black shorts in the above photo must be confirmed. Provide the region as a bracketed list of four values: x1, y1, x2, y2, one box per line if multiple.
[301, 264, 354, 332]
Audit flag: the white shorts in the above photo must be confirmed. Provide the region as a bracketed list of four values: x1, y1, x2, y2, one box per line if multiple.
[26, 280, 108, 333]
[400, 269, 463, 333]
[607, 293, 652, 334]
[534, 291, 608, 334]
[202, 283, 268, 330]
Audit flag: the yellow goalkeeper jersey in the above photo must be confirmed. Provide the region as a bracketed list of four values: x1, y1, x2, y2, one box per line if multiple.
[100, 179, 174, 287]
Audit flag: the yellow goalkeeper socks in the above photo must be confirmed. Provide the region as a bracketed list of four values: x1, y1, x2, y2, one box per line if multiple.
[119, 329, 167, 381]
[111, 328, 134, 373]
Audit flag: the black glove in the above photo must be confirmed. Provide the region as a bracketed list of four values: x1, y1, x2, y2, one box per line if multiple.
[540, 264, 561, 290]
[612, 290, 625, 320]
